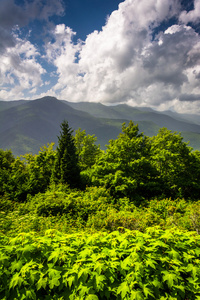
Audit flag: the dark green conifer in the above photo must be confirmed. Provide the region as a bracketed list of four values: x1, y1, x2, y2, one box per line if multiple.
[53, 120, 80, 188]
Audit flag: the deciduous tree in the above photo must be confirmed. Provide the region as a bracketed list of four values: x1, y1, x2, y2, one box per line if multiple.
[90, 121, 159, 202]
[74, 128, 102, 170]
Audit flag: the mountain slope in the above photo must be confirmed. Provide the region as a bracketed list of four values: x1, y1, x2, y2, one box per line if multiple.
[0, 97, 120, 155]
[67, 101, 200, 134]
[1, 96, 200, 155]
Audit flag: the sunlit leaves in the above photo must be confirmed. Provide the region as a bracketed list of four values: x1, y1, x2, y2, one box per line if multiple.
[117, 281, 130, 298]
[90, 121, 157, 201]
[9, 272, 23, 289]
[74, 128, 102, 170]
[1, 228, 200, 299]
[162, 271, 178, 288]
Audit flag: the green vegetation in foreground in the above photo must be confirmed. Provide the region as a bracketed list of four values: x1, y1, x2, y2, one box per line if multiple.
[1, 120, 200, 299]
[1, 228, 200, 299]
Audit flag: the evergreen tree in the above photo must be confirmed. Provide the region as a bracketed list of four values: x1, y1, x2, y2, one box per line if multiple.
[53, 120, 80, 188]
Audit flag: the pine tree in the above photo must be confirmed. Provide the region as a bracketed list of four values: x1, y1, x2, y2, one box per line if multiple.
[53, 120, 80, 188]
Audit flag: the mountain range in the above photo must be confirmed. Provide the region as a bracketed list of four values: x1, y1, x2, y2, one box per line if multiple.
[0, 96, 200, 156]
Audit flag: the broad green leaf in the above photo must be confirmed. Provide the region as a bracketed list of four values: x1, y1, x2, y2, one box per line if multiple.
[9, 273, 23, 289]
[186, 264, 199, 278]
[66, 275, 76, 289]
[79, 248, 92, 259]
[48, 249, 62, 263]
[29, 272, 38, 286]
[36, 277, 47, 290]
[21, 261, 38, 277]
[183, 253, 195, 262]
[10, 260, 23, 272]
[134, 241, 144, 251]
[119, 239, 129, 249]
[48, 268, 62, 279]
[120, 257, 132, 271]
[145, 259, 157, 269]
[49, 277, 60, 289]
[94, 261, 104, 275]
[22, 244, 35, 253]
[152, 278, 162, 288]
[162, 271, 177, 288]
[130, 290, 143, 300]
[94, 274, 106, 290]
[85, 295, 99, 300]
[78, 285, 90, 297]
[117, 281, 130, 299]
[134, 261, 143, 272]
[78, 268, 90, 282]
[25, 289, 36, 300]
[0, 254, 9, 264]
[167, 248, 180, 260]
[142, 284, 154, 298]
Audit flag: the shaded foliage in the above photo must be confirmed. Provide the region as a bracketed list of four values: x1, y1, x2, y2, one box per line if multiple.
[53, 120, 81, 189]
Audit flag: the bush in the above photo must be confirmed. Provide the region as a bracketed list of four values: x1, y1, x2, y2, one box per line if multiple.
[1, 228, 200, 299]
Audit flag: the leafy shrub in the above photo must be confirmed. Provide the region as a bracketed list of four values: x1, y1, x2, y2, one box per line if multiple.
[22, 185, 114, 219]
[0, 228, 200, 299]
[0, 195, 15, 213]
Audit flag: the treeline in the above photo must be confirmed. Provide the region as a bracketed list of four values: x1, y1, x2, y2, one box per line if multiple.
[1, 120, 200, 299]
[1, 120, 200, 204]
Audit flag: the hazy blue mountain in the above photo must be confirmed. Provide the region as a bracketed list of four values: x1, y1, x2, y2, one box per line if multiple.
[66, 101, 200, 134]
[0, 97, 120, 155]
[0, 100, 28, 112]
[1, 96, 200, 155]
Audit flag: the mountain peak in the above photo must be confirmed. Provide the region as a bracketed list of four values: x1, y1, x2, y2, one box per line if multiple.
[36, 96, 59, 102]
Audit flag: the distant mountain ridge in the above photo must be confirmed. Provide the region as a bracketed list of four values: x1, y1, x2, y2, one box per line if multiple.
[0, 96, 200, 156]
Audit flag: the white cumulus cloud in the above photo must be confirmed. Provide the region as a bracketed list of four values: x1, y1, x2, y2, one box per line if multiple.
[44, 0, 200, 114]
[1, 0, 200, 114]
[0, 34, 45, 100]
[179, 0, 200, 24]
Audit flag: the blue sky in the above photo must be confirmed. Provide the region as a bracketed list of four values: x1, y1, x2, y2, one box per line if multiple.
[0, 0, 200, 114]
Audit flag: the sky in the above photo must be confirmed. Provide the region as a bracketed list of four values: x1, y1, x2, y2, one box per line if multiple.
[0, 0, 200, 114]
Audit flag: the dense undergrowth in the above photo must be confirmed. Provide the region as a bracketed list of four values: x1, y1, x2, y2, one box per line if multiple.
[1, 121, 200, 299]
[1, 227, 200, 299]
[1, 185, 200, 236]
[1, 186, 200, 299]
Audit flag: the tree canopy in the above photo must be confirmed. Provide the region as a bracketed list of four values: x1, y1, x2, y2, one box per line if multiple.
[1, 120, 200, 202]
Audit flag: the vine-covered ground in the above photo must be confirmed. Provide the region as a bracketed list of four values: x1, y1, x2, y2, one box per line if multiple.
[1, 228, 200, 299]
[1, 187, 200, 299]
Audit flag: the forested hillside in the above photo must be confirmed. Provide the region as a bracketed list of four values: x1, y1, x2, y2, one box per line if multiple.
[1, 96, 200, 156]
[1, 120, 200, 299]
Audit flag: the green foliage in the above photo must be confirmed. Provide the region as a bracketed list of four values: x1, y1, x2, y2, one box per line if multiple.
[0, 195, 15, 213]
[88, 123, 200, 201]
[1, 121, 200, 202]
[90, 121, 159, 203]
[150, 128, 200, 199]
[21, 143, 56, 195]
[0, 144, 56, 202]
[0, 149, 15, 197]
[74, 128, 102, 170]
[21, 185, 114, 220]
[2, 120, 200, 299]
[53, 120, 81, 188]
[2, 188, 200, 237]
[1, 229, 200, 299]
